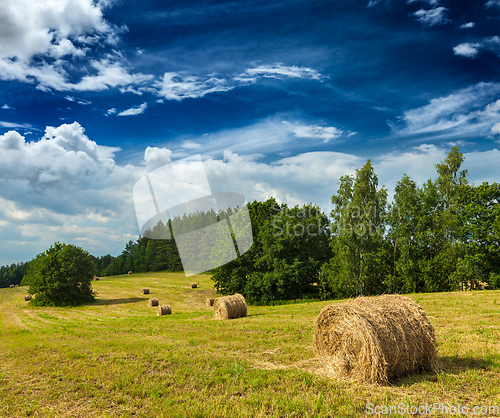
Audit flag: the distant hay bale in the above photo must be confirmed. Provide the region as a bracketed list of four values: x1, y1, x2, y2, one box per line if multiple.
[9, 285, 14, 288]
[190, 282, 197, 289]
[213, 293, 247, 320]
[94, 276, 99, 281]
[24, 295, 32, 301]
[157, 305, 172, 315]
[14, 284, 19, 287]
[314, 294, 437, 384]
[148, 299, 159, 307]
[205, 297, 215, 307]
[142, 288, 149, 295]
[128, 271, 133, 275]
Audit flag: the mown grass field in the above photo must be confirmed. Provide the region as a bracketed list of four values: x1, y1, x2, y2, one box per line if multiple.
[1, 272, 499, 417]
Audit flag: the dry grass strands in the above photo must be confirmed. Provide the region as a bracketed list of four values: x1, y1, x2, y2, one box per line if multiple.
[314, 294, 437, 385]
[213, 293, 247, 320]
[157, 305, 172, 315]
[148, 299, 159, 307]
[190, 282, 197, 289]
[205, 297, 215, 307]
[24, 295, 32, 301]
[142, 288, 149, 295]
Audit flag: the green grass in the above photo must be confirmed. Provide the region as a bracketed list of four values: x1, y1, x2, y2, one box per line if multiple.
[1, 272, 499, 417]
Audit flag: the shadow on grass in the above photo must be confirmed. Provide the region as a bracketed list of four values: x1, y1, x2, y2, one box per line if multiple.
[91, 297, 148, 306]
[391, 355, 495, 386]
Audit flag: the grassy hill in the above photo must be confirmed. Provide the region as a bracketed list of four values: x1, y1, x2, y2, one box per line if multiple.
[1, 272, 499, 417]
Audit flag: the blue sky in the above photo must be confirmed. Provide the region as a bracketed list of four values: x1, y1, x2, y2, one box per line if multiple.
[0, 0, 499, 264]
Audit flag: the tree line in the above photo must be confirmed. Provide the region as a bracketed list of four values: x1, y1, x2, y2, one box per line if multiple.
[213, 147, 500, 302]
[4, 147, 500, 305]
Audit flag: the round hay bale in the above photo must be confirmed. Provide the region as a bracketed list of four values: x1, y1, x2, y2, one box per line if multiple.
[94, 277, 99, 281]
[205, 297, 215, 307]
[9, 285, 14, 288]
[190, 282, 197, 289]
[14, 284, 19, 287]
[314, 294, 437, 384]
[213, 293, 247, 320]
[157, 305, 172, 315]
[142, 288, 149, 295]
[148, 299, 159, 307]
[24, 295, 32, 301]
[128, 271, 133, 275]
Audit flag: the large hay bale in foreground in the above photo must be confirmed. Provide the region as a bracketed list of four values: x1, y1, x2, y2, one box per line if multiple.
[205, 297, 215, 307]
[157, 305, 172, 315]
[314, 294, 437, 384]
[190, 282, 197, 289]
[24, 295, 32, 301]
[213, 293, 247, 320]
[148, 299, 159, 307]
[142, 288, 149, 295]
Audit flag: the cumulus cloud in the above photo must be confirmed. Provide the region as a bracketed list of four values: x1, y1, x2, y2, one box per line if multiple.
[453, 36, 500, 59]
[413, 7, 449, 26]
[282, 121, 342, 143]
[0, 122, 136, 213]
[0, 0, 153, 93]
[117, 102, 148, 116]
[390, 82, 500, 139]
[453, 43, 480, 57]
[106, 108, 117, 116]
[144, 146, 173, 171]
[2, 104, 13, 110]
[492, 122, 500, 136]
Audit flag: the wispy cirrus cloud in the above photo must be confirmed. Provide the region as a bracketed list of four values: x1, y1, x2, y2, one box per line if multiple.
[390, 82, 500, 139]
[117, 102, 148, 116]
[154, 64, 323, 101]
[412, 7, 449, 26]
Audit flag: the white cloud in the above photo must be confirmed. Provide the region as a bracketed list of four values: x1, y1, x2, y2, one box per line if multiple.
[390, 82, 500, 139]
[413, 7, 449, 26]
[117, 102, 148, 116]
[492, 123, 500, 135]
[485, 0, 500, 8]
[282, 121, 342, 143]
[106, 108, 117, 116]
[459, 22, 475, 29]
[144, 146, 173, 172]
[453, 43, 480, 58]
[0, 0, 153, 93]
[1, 104, 12, 110]
[453, 37, 500, 59]
[0, 121, 33, 129]
[237, 64, 323, 82]
[155, 72, 232, 101]
[155, 64, 323, 101]
[181, 140, 202, 150]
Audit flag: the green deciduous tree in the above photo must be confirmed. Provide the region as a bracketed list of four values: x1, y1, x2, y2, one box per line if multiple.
[319, 160, 390, 299]
[25, 242, 96, 306]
